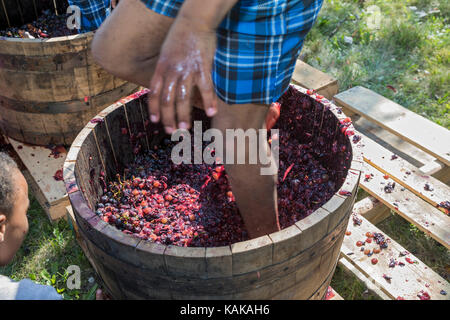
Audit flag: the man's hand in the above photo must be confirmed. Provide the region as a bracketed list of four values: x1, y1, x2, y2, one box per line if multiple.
[148, 17, 217, 133]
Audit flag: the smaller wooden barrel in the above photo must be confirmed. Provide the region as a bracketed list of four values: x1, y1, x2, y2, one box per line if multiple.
[64, 86, 363, 299]
[0, 0, 139, 145]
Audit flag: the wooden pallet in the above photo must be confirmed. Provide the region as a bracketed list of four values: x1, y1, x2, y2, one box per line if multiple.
[333, 86, 450, 300]
[349, 116, 449, 180]
[335, 86, 450, 166]
[5, 136, 69, 221]
[340, 207, 449, 300]
[353, 136, 450, 248]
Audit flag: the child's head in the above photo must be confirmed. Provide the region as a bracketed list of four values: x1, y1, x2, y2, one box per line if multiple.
[0, 152, 29, 266]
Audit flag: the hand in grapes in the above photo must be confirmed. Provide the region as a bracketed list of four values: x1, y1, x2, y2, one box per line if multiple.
[148, 16, 218, 133]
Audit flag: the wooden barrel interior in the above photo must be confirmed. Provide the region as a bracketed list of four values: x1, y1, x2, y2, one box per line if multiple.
[0, 0, 139, 146]
[64, 86, 362, 299]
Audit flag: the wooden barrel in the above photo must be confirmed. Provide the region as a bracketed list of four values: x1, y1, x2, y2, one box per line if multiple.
[64, 85, 363, 299]
[0, 0, 139, 145]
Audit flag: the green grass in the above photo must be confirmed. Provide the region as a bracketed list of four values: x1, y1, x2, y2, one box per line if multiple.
[331, 181, 449, 299]
[302, 0, 449, 128]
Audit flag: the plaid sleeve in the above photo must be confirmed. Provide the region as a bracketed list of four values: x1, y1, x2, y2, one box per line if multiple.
[68, 0, 111, 32]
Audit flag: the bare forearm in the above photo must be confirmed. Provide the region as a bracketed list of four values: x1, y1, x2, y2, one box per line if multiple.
[177, 0, 239, 30]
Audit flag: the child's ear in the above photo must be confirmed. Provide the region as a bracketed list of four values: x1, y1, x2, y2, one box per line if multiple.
[0, 214, 6, 242]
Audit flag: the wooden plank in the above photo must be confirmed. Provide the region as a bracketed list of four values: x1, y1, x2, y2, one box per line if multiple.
[295, 207, 330, 251]
[0, 51, 88, 72]
[0, 33, 91, 56]
[360, 162, 450, 249]
[269, 217, 347, 300]
[66, 206, 77, 233]
[349, 115, 437, 168]
[80, 133, 104, 206]
[344, 115, 450, 185]
[135, 241, 167, 274]
[246, 213, 348, 299]
[0, 82, 138, 114]
[291, 60, 338, 100]
[273, 251, 323, 300]
[164, 245, 207, 278]
[268, 224, 302, 264]
[8, 137, 68, 221]
[432, 166, 450, 185]
[420, 160, 446, 176]
[307, 264, 337, 300]
[65, 205, 102, 279]
[103, 102, 135, 170]
[22, 169, 50, 215]
[231, 235, 273, 275]
[360, 132, 450, 215]
[353, 196, 391, 225]
[334, 86, 450, 166]
[65, 206, 83, 250]
[341, 213, 450, 300]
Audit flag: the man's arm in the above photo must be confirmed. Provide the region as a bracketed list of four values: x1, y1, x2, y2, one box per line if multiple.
[148, 0, 238, 133]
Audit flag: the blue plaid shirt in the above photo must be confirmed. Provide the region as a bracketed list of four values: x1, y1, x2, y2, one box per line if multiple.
[143, 0, 323, 36]
[220, 0, 323, 35]
[123, 0, 324, 104]
[68, 0, 111, 32]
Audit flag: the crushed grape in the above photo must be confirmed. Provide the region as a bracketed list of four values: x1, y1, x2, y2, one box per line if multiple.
[0, 10, 77, 38]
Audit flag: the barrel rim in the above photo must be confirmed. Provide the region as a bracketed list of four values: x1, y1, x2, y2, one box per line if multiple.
[64, 85, 363, 261]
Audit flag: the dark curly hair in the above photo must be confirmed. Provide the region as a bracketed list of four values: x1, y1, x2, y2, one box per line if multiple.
[0, 152, 18, 216]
